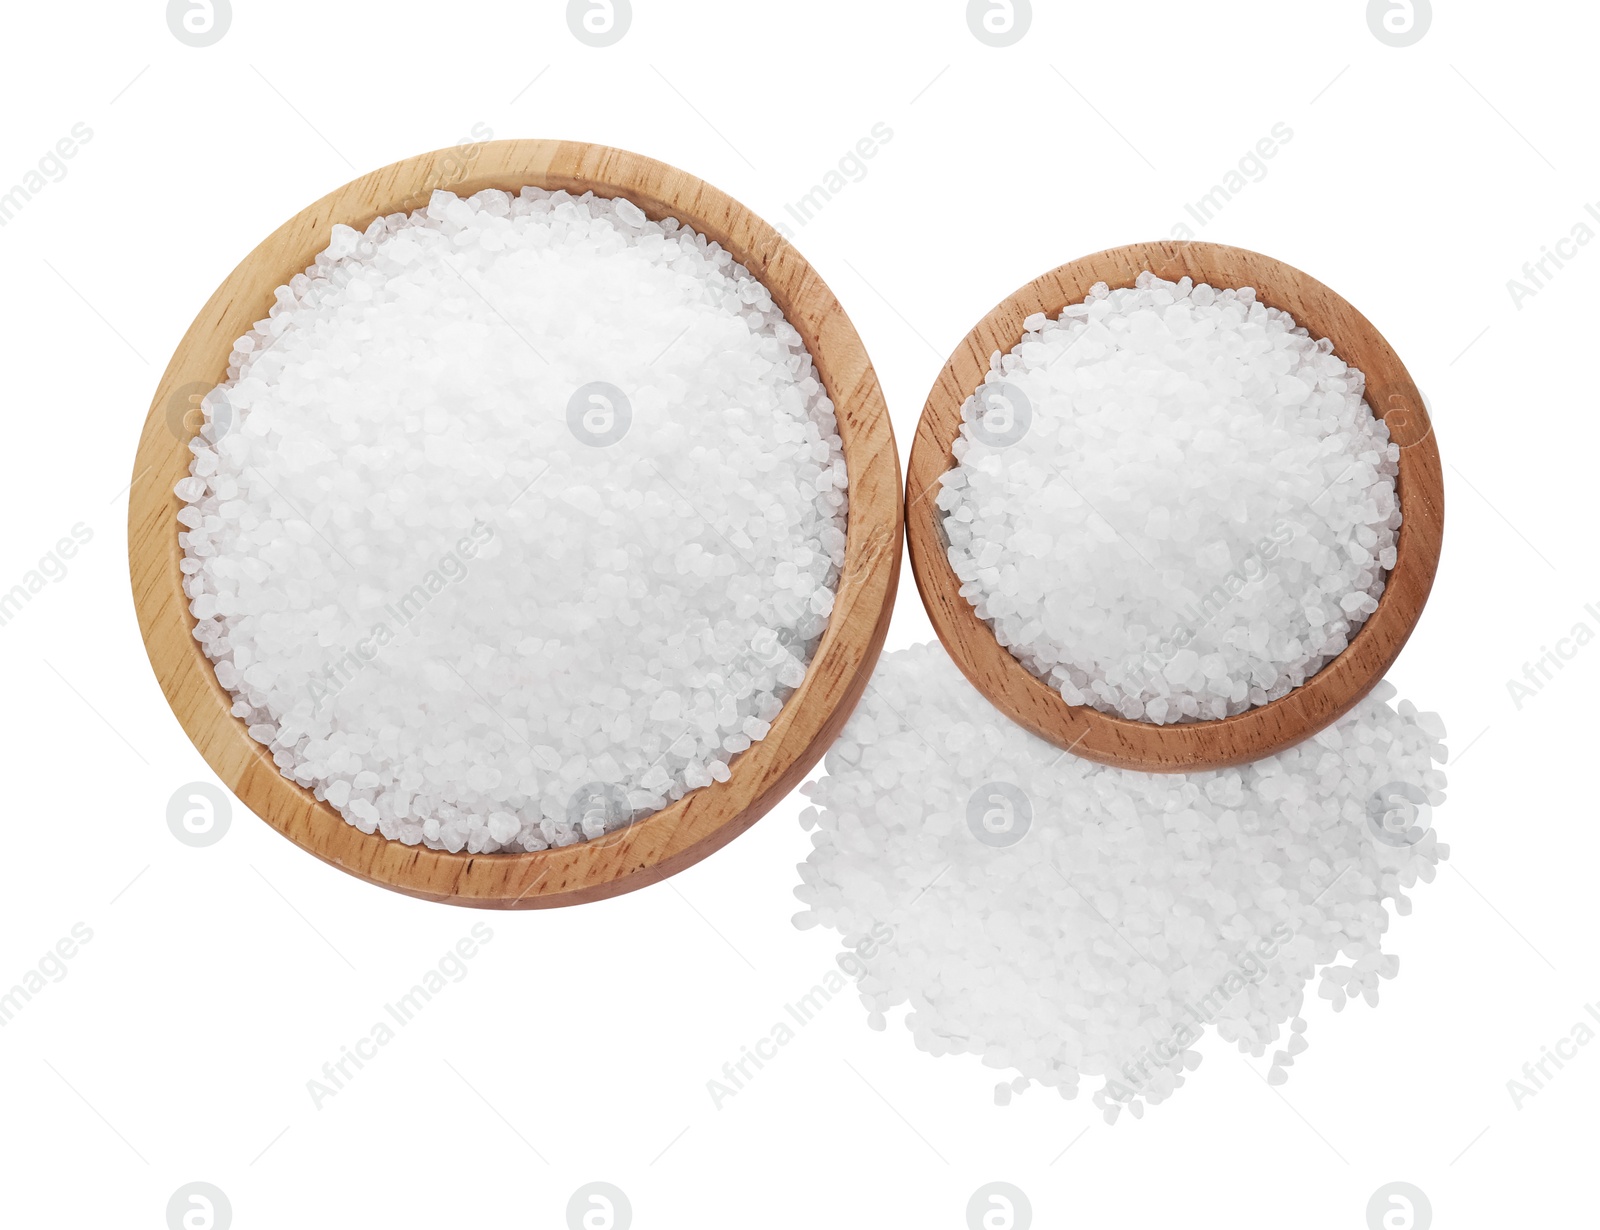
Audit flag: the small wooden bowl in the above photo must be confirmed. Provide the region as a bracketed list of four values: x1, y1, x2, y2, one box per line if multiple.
[906, 241, 1442, 773]
[129, 139, 902, 907]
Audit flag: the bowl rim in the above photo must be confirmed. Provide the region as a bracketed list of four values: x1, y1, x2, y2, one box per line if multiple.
[129, 137, 902, 907]
[905, 239, 1443, 773]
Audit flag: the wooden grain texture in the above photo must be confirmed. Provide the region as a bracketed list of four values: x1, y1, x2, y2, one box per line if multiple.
[906, 241, 1443, 773]
[129, 139, 902, 908]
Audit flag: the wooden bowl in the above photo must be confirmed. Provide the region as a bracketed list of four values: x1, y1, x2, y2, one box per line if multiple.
[129, 139, 902, 907]
[906, 241, 1442, 773]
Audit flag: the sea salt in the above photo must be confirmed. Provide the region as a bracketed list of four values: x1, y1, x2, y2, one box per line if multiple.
[941, 272, 1400, 724]
[795, 642, 1447, 1120]
[178, 188, 848, 853]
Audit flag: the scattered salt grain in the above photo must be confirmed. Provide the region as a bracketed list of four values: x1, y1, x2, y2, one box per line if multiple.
[178, 188, 848, 853]
[794, 642, 1448, 1117]
[942, 272, 1400, 724]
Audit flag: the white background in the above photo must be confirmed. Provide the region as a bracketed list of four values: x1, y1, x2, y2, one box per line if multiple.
[0, 2, 1592, 1227]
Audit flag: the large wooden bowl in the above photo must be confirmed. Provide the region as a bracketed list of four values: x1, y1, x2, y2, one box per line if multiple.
[906, 241, 1442, 773]
[130, 139, 902, 908]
